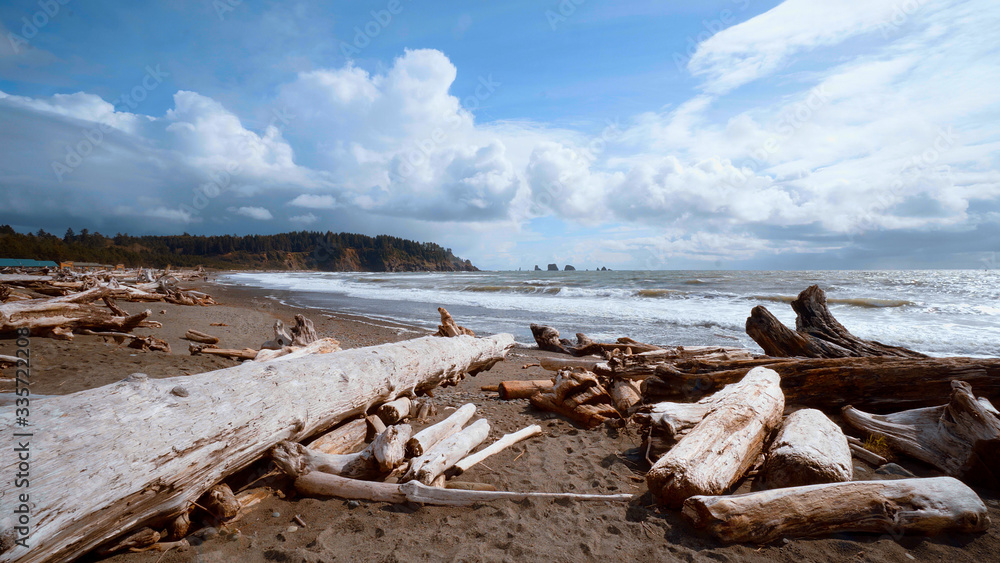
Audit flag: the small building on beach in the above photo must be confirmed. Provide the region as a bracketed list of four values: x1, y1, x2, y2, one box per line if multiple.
[0, 258, 59, 269]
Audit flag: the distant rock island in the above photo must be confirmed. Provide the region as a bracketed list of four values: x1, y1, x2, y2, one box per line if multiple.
[564, 265, 575, 271]
[534, 265, 542, 271]
[547, 263, 559, 271]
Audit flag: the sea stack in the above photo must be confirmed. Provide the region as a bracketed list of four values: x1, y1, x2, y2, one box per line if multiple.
[534, 265, 542, 271]
[547, 264, 558, 271]
[564, 265, 576, 271]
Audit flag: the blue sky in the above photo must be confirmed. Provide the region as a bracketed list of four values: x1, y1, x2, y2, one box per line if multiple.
[1, 0, 998, 270]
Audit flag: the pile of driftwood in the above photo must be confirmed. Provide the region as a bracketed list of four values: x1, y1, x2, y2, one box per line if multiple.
[0, 331, 517, 562]
[0, 267, 214, 344]
[503, 285, 997, 543]
[188, 314, 340, 362]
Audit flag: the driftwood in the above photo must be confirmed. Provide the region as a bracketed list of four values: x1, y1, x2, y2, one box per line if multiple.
[252, 337, 342, 362]
[842, 380, 1000, 488]
[645, 356, 1000, 411]
[529, 368, 620, 428]
[289, 314, 318, 346]
[451, 425, 543, 475]
[498, 379, 553, 399]
[433, 307, 475, 337]
[754, 409, 852, 490]
[647, 367, 784, 508]
[0, 287, 153, 339]
[188, 344, 259, 361]
[79, 329, 171, 353]
[849, 442, 888, 466]
[273, 425, 413, 479]
[308, 419, 367, 454]
[183, 329, 219, 344]
[529, 324, 660, 356]
[610, 379, 642, 413]
[293, 471, 633, 506]
[366, 415, 387, 441]
[404, 419, 490, 485]
[683, 477, 990, 543]
[407, 403, 477, 457]
[0, 333, 513, 563]
[539, 356, 603, 372]
[636, 383, 745, 459]
[745, 285, 926, 358]
[595, 346, 757, 380]
[200, 483, 239, 521]
[377, 397, 412, 424]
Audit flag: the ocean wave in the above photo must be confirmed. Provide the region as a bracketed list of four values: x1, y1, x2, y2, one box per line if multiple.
[635, 289, 682, 298]
[463, 285, 561, 295]
[749, 295, 914, 308]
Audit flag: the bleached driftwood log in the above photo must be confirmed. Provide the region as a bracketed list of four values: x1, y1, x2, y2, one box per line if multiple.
[610, 379, 642, 414]
[647, 367, 784, 507]
[498, 379, 553, 399]
[308, 418, 367, 455]
[529, 324, 660, 356]
[289, 314, 319, 346]
[78, 329, 171, 353]
[645, 356, 1000, 411]
[407, 403, 476, 457]
[377, 396, 412, 425]
[451, 425, 542, 475]
[636, 384, 744, 459]
[433, 307, 475, 337]
[754, 409, 852, 490]
[842, 380, 1000, 487]
[183, 329, 219, 344]
[0, 333, 513, 563]
[293, 472, 633, 506]
[404, 419, 490, 485]
[683, 477, 990, 544]
[189, 344, 259, 360]
[745, 285, 926, 359]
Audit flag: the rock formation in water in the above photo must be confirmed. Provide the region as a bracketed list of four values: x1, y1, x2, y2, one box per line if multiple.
[564, 265, 576, 271]
[547, 264, 559, 271]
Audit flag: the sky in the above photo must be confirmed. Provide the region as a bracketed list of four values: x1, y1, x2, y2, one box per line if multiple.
[1, 0, 998, 270]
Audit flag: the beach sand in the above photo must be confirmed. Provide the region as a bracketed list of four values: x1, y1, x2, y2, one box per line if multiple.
[3, 280, 998, 563]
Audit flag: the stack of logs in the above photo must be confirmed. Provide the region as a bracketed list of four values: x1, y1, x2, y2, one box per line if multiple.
[499, 285, 998, 543]
[0, 267, 214, 345]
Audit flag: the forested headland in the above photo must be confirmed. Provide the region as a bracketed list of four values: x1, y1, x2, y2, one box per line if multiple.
[0, 226, 478, 272]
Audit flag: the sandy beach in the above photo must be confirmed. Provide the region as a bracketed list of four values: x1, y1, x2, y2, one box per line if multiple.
[3, 278, 998, 563]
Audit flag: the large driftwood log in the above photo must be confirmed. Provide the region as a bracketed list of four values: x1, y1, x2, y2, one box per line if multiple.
[745, 285, 926, 358]
[293, 472, 633, 506]
[497, 380, 553, 399]
[754, 409, 852, 490]
[646, 367, 784, 508]
[636, 384, 745, 459]
[0, 333, 513, 563]
[842, 380, 1000, 488]
[407, 403, 477, 457]
[433, 307, 475, 337]
[183, 329, 219, 344]
[377, 397, 412, 425]
[646, 356, 1000, 411]
[403, 419, 490, 485]
[683, 477, 990, 544]
[272, 424, 413, 479]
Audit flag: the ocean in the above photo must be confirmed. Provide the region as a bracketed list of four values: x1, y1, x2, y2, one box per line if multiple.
[218, 270, 1000, 358]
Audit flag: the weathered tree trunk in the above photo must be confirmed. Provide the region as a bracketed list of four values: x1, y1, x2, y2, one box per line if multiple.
[636, 384, 745, 459]
[745, 285, 926, 358]
[683, 477, 990, 544]
[308, 419, 367, 454]
[610, 379, 642, 414]
[189, 345, 259, 360]
[0, 333, 513, 563]
[842, 380, 1000, 488]
[403, 419, 490, 485]
[497, 380, 553, 399]
[754, 409, 852, 490]
[272, 424, 412, 479]
[529, 324, 660, 356]
[646, 356, 1000, 411]
[407, 403, 476, 457]
[646, 367, 784, 508]
[289, 314, 318, 346]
